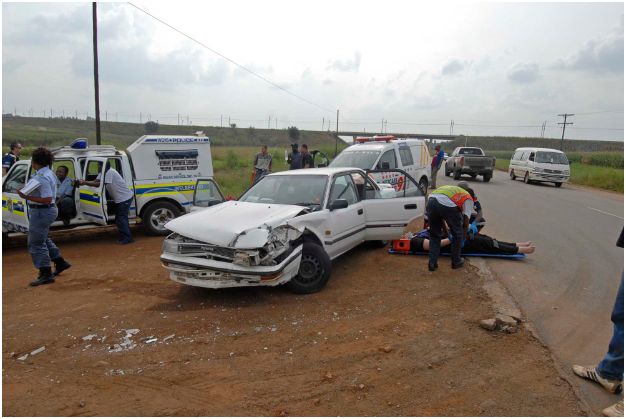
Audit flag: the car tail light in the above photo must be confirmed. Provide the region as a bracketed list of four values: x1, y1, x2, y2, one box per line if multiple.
[460, 156, 465, 166]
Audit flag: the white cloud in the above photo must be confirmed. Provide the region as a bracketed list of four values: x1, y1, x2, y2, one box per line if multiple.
[327, 52, 362, 73]
[507, 62, 541, 84]
[441, 59, 466, 76]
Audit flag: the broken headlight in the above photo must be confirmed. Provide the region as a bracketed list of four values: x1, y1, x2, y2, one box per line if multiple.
[162, 238, 180, 254]
[233, 250, 261, 267]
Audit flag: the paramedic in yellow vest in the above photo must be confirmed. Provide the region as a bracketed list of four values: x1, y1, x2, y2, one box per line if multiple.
[426, 184, 474, 271]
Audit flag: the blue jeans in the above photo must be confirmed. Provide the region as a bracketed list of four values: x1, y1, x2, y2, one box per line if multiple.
[28, 206, 61, 268]
[597, 274, 624, 381]
[114, 198, 133, 243]
[427, 198, 464, 266]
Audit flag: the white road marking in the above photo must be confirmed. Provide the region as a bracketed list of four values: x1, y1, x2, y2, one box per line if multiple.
[588, 207, 624, 219]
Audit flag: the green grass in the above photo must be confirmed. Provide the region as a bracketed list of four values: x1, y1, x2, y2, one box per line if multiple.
[494, 159, 623, 192]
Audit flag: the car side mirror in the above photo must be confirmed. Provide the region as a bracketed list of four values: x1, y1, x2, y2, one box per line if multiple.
[381, 162, 390, 170]
[329, 199, 349, 211]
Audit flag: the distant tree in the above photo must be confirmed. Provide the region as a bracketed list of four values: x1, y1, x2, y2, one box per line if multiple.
[287, 126, 300, 141]
[230, 123, 237, 129]
[144, 120, 159, 133]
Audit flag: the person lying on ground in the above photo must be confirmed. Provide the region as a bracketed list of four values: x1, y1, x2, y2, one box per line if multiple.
[407, 229, 535, 255]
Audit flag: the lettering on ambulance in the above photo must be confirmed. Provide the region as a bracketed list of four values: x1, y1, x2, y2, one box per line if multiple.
[143, 138, 209, 144]
[373, 172, 405, 191]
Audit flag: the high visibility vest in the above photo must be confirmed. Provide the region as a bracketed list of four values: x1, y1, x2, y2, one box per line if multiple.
[431, 185, 472, 211]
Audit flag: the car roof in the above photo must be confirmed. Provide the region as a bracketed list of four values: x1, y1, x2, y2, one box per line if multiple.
[268, 167, 363, 176]
[514, 147, 565, 153]
[344, 139, 425, 151]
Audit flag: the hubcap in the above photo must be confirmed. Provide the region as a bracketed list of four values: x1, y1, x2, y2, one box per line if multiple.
[150, 208, 175, 231]
[297, 254, 322, 284]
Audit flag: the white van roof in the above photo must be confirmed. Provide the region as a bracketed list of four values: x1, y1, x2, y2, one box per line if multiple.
[346, 139, 425, 151]
[514, 147, 565, 153]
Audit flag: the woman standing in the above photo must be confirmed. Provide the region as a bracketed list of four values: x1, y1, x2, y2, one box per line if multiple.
[17, 147, 71, 286]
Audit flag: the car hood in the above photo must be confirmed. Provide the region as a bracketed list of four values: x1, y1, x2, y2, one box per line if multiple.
[165, 200, 308, 247]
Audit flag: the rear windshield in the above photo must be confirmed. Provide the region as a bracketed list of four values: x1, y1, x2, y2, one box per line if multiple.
[536, 151, 569, 165]
[458, 148, 483, 156]
[329, 150, 380, 169]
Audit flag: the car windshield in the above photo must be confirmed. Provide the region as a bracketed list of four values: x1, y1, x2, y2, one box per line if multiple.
[329, 150, 380, 169]
[239, 174, 328, 209]
[459, 148, 483, 155]
[536, 151, 569, 165]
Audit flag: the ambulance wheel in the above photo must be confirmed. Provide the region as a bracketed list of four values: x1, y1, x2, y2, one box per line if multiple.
[287, 242, 331, 294]
[419, 178, 428, 195]
[143, 201, 181, 236]
[510, 170, 516, 180]
[524, 172, 531, 184]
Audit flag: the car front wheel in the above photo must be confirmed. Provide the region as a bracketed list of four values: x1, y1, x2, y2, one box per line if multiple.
[287, 242, 332, 294]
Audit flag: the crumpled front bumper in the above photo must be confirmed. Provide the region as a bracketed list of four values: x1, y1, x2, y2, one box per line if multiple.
[160, 244, 303, 289]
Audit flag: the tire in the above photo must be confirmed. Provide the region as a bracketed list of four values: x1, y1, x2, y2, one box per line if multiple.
[524, 172, 531, 184]
[555, 182, 562, 188]
[470, 174, 477, 179]
[287, 242, 332, 294]
[510, 170, 516, 180]
[483, 174, 491, 182]
[445, 170, 450, 177]
[453, 170, 461, 180]
[142, 201, 182, 236]
[419, 177, 428, 194]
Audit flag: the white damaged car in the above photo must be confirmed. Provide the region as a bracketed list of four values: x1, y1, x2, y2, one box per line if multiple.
[161, 168, 425, 294]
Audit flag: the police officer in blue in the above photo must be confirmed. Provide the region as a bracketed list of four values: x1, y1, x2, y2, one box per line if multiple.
[3, 141, 22, 175]
[17, 147, 71, 286]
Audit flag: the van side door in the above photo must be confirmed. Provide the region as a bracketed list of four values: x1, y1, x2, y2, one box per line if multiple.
[78, 157, 109, 225]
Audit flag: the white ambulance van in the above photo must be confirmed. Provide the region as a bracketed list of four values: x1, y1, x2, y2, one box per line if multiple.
[2, 135, 224, 237]
[329, 135, 431, 193]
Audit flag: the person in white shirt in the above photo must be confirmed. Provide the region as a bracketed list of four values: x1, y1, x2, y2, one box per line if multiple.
[79, 163, 134, 244]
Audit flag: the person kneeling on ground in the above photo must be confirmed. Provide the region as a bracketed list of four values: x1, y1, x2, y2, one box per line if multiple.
[457, 180, 486, 232]
[55, 165, 75, 226]
[408, 228, 535, 255]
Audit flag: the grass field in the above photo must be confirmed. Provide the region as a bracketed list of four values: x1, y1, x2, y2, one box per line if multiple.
[494, 158, 624, 192]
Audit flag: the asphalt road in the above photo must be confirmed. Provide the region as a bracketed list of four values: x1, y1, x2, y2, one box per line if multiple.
[440, 168, 624, 414]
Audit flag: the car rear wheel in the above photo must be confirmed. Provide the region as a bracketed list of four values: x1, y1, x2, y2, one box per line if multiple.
[453, 170, 461, 180]
[510, 170, 516, 180]
[287, 242, 332, 294]
[483, 174, 491, 182]
[524, 172, 531, 184]
[555, 182, 562, 188]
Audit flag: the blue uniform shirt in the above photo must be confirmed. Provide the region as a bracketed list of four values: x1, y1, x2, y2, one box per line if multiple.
[24, 166, 57, 200]
[2, 153, 18, 170]
[56, 177, 74, 199]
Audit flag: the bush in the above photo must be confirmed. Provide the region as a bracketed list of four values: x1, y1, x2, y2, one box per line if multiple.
[287, 126, 300, 141]
[225, 150, 241, 168]
[144, 121, 159, 133]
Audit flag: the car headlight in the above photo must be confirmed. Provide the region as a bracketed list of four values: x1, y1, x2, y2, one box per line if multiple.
[532, 168, 542, 173]
[162, 239, 179, 254]
[233, 251, 251, 266]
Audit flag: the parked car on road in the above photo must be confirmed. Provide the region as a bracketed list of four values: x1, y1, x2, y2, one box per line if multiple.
[508, 147, 570, 187]
[329, 136, 431, 193]
[445, 147, 496, 182]
[161, 167, 425, 294]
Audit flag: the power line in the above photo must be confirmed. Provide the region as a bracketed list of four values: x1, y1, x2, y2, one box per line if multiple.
[126, 2, 333, 114]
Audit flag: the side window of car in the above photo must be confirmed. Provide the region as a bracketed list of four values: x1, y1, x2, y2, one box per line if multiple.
[329, 174, 358, 206]
[398, 146, 414, 166]
[378, 150, 397, 169]
[529, 152, 535, 162]
[2, 164, 28, 193]
[521, 151, 529, 161]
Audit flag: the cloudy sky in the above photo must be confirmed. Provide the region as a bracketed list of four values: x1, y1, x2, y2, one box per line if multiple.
[2, 1, 624, 141]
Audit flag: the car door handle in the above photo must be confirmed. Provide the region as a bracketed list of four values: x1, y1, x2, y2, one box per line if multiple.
[357, 208, 364, 215]
[404, 204, 417, 210]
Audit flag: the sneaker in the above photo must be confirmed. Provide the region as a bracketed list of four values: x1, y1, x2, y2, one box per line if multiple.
[572, 365, 623, 394]
[602, 400, 624, 417]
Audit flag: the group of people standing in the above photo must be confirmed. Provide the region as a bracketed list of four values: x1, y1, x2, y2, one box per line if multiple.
[252, 143, 314, 184]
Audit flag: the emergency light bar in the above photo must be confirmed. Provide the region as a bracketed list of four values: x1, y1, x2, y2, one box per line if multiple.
[354, 135, 396, 144]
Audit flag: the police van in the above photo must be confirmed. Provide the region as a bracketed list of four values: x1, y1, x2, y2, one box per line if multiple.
[2, 135, 224, 237]
[329, 135, 431, 193]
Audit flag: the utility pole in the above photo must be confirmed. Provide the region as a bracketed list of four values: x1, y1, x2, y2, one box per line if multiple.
[384, 119, 388, 134]
[228, 116, 231, 126]
[177, 113, 180, 125]
[92, 2, 102, 145]
[322, 117, 325, 131]
[140, 112, 142, 123]
[275, 117, 277, 129]
[268, 115, 271, 129]
[335, 109, 339, 157]
[449, 119, 455, 135]
[558, 113, 574, 151]
[540, 121, 546, 138]
[381, 118, 384, 134]
[220, 114, 223, 128]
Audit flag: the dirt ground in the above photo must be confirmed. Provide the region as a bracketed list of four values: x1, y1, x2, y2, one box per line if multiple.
[3, 229, 585, 416]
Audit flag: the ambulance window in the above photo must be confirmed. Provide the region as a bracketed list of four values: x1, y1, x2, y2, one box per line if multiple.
[399, 146, 414, 166]
[3, 164, 28, 193]
[378, 150, 397, 169]
[53, 160, 75, 179]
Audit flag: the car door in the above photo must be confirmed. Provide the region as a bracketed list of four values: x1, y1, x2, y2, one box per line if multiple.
[190, 178, 225, 212]
[78, 157, 109, 225]
[2, 162, 30, 233]
[324, 173, 366, 257]
[362, 169, 424, 240]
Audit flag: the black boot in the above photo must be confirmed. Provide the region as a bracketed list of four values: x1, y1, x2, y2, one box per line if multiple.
[30, 267, 55, 287]
[52, 257, 72, 276]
